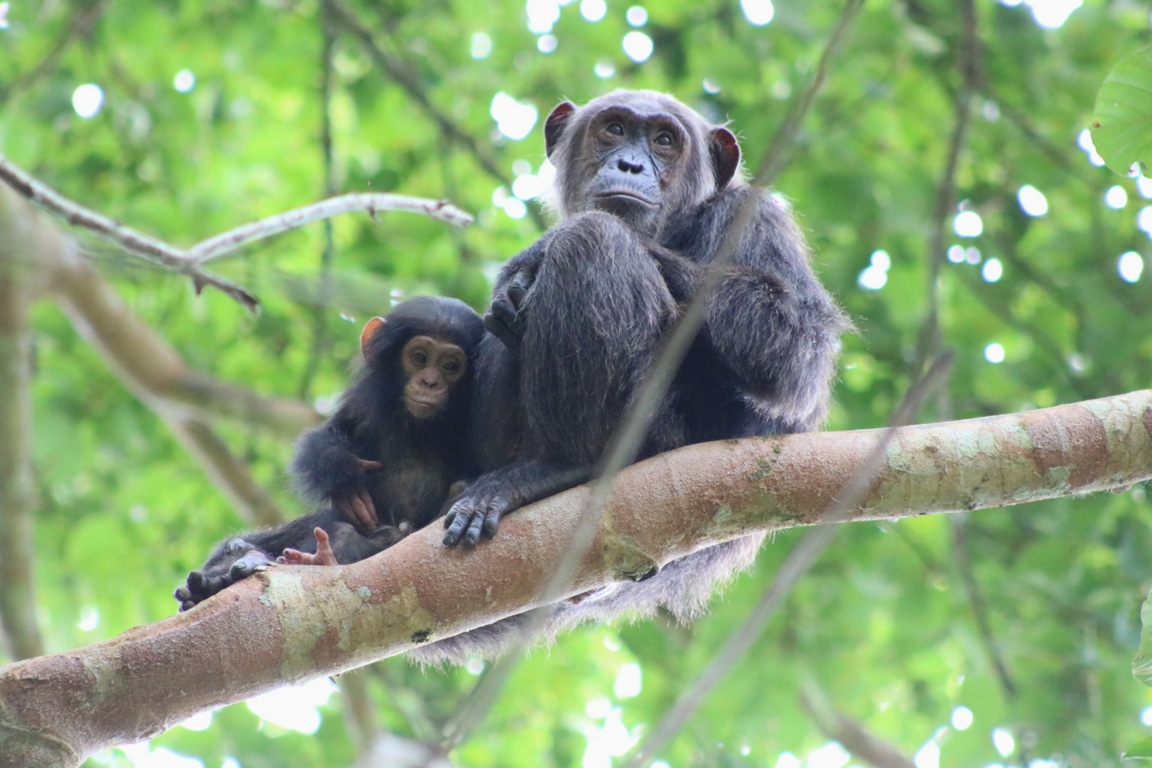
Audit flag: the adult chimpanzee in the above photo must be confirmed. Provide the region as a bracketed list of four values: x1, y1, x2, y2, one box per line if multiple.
[174, 296, 484, 611]
[424, 90, 848, 663]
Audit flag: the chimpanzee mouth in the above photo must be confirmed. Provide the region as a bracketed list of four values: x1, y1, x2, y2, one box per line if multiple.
[407, 398, 442, 418]
[594, 191, 660, 207]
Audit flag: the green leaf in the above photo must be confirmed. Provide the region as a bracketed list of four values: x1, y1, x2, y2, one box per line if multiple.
[1091, 46, 1152, 176]
[1124, 737, 1152, 760]
[1134, 585, 1152, 687]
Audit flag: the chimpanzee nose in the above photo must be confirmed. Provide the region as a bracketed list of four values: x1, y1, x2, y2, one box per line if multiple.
[617, 158, 644, 174]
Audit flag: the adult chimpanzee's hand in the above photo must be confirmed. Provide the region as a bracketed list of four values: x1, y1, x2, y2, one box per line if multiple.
[484, 271, 532, 349]
[442, 473, 514, 547]
[443, 462, 589, 547]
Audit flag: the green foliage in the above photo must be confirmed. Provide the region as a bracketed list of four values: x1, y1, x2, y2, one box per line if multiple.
[2, 1, 1151, 767]
[1092, 47, 1152, 177]
[1134, 588, 1152, 689]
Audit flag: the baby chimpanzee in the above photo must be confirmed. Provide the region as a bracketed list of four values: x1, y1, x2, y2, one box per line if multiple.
[174, 296, 484, 611]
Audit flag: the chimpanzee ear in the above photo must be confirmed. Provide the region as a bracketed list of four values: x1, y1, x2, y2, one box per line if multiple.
[360, 317, 386, 357]
[709, 127, 741, 190]
[545, 101, 577, 158]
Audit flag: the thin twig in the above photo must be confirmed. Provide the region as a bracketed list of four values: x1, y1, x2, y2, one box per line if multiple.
[187, 193, 472, 262]
[0, 1, 108, 102]
[325, 0, 550, 232]
[951, 267, 1089, 399]
[0, 155, 258, 309]
[328, 2, 502, 185]
[444, 6, 866, 740]
[441, 191, 765, 750]
[951, 516, 1017, 698]
[916, 0, 980, 378]
[624, 355, 953, 768]
[444, 5, 867, 746]
[754, 0, 867, 187]
[980, 81, 1098, 194]
[298, 6, 341, 400]
[800, 680, 916, 768]
[0, 155, 472, 311]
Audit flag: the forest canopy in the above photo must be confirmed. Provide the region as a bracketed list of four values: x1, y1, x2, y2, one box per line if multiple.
[1, 1, 1151, 767]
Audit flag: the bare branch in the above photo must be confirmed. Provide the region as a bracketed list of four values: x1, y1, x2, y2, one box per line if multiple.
[1, 389, 1149, 767]
[950, 516, 1017, 698]
[0, 198, 48, 662]
[0, 155, 472, 310]
[446, 192, 767, 748]
[801, 681, 916, 768]
[917, 0, 982, 378]
[0, 155, 259, 309]
[625, 356, 953, 767]
[325, 0, 509, 189]
[0, 2, 107, 102]
[754, 0, 866, 187]
[167, 419, 284, 527]
[0, 187, 317, 525]
[187, 193, 473, 264]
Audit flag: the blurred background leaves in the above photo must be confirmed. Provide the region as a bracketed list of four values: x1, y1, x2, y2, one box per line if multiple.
[1, 0, 1151, 766]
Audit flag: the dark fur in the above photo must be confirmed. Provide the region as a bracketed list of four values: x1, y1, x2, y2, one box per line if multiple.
[290, 296, 483, 527]
[422, 91, 847, 663]
[173, 507, 406, 611]
[174, 296, 484, 611]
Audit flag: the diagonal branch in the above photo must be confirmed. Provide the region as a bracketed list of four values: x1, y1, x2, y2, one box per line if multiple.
[754, 0, 866, 187]
[1, 389, 1150, 767]
[624, 356, 952, 767]
[0, 155, 473, 310]
[0, 187, 318, 525]
[801, 681, 916, 768]
[325, 0, 511, 191]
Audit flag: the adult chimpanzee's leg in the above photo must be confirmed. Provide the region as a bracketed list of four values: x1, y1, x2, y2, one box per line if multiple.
[443, 211, 683, 547]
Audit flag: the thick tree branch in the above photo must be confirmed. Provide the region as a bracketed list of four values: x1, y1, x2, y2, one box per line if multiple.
[1, 390, 1149, 766]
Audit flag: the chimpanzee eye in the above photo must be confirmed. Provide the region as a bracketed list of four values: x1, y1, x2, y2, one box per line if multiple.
[442, 359, 461, 374]
[411, 349, 429, 365]
[654, 131, 674, 147]
[606, 122, 625, 136]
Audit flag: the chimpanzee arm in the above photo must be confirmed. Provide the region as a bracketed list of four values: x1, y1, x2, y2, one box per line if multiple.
[174, 507, 417, 610]
[175, 508, 343, 610]
[290, 412, 381, 529]
[482, 236, 556, 348]
[442, 462, 589, 547]
[648, 244, 703, 305]
[674, 188, 849, 429]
